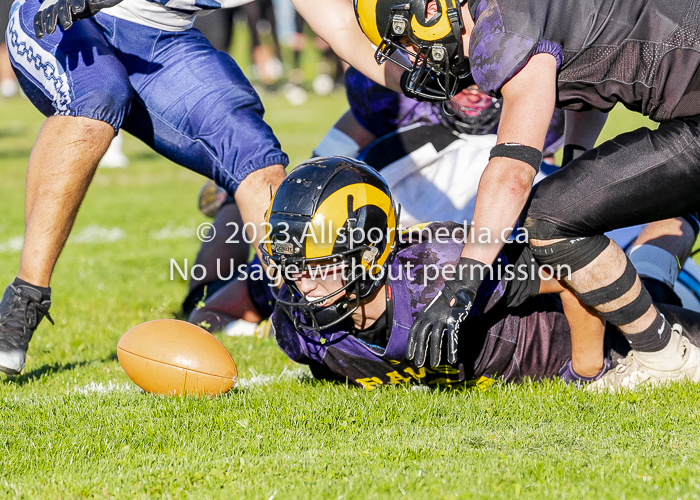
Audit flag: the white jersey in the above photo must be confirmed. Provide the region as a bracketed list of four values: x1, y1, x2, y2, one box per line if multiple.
[103, 0, 252, 31]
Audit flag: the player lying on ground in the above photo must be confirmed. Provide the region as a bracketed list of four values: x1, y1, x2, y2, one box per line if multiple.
[190, 157, 700, 388]
[184, 72, 700, 337]
[0, 0, 286, 375]
[288, 0, 700, 388]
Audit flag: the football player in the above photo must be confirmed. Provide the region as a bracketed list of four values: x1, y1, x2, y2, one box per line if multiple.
[189, 157, 700, 387]
[186, 73, 700, 359]
[0, 0, 287, 375]
[288, 0, 700, 388]
[259, 157, 700, 388]
[182, 67, 562, 326]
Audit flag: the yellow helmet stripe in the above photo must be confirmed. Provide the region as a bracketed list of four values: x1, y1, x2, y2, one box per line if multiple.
[356, 0, 383, 47]
[307, 183, 396, 270]
[410, 0, 453, 42]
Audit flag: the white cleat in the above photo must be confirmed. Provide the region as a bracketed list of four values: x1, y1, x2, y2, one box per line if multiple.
[0, 349, 25, 375]
[589, 324, 700, 391]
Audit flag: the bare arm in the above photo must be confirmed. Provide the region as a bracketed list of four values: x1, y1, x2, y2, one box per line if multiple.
[332, 111, 376, 150]
[291, 0, 404, 92]
[460, 53, 558, 264]
[406, 54, 559, 369]
[235, 164, 286, 261]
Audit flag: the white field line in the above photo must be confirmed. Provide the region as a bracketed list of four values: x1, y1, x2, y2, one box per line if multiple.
[65, 368, 309, 396]
[71, 225, 126, 244]
[236, 367, 309, 389]
[0, 222, 196, 253]
[150, 223, 195, 240]
[74, 381, 135, 395]
[0, 236, 23, 253]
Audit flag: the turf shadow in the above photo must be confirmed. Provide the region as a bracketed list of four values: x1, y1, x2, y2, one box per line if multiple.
[3, 353, 118, 386]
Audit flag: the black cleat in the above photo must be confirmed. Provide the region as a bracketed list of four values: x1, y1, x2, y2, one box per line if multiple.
[0, 283, 53, 375]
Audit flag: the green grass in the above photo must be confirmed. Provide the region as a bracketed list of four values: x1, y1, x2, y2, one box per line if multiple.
[2, 88, 700, 499]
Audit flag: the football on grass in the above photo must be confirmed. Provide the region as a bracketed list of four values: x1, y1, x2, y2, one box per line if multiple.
[117, 319, 237, 396]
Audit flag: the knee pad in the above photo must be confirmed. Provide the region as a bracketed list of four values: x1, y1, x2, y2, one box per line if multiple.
[529, 233, 610, 273]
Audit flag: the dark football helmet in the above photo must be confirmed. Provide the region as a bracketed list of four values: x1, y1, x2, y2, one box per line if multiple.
[354, 0, 470, 100]
[260, 157, 398, 332]
[438, 85, 502, 135]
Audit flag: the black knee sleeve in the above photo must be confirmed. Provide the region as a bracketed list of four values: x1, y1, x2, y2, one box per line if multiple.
[523, 216, 577, 241]
[528, 233, 610, 274]
[571, 256, 652, 326]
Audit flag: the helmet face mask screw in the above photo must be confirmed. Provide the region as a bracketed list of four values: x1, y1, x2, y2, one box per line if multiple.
[392, 17, 406, 35]
[431, 45, 446, 62]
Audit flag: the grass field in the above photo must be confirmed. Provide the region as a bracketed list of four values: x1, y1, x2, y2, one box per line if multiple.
[3, 81, 700, 499]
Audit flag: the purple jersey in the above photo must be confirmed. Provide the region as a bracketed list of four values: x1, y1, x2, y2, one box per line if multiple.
[467, 0, 700, 121]
[272, 222, 571, 389]
[345, 67, 441, 138]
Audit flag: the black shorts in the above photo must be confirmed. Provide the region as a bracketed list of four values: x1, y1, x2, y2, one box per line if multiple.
[526, 115, 700, 239]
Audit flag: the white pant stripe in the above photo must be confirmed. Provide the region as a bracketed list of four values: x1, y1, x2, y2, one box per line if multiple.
[6, 0, 72, 113]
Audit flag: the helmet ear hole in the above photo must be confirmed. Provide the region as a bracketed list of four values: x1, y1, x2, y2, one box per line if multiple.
[425, 0, 438, 21]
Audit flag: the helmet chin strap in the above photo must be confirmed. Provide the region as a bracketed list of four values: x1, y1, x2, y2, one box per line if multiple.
[446, 0, 471, 75]
[445, 1, 470, 92]
[313, 301, 351, 327]
[313, 282, 385, 328]
[446, 3, 465, 68]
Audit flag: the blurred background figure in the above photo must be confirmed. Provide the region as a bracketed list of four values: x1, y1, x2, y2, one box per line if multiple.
[192, 0, 345, 100]
[286, 13, 344, 101]
[99, 131, 129, 169]
[194, 0, 284, 88]
[0, 0, 18, 98]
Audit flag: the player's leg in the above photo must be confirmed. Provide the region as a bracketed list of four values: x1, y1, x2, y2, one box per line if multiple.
[188, 277, 264, 332]
[114, 19, 287, 255]
[182, 201, 251, 316]
[655, 304, 700, 348]
[628, 216, 699, 307]
[525, 117, 700, 387]
[0, 1, 131, 374]
[20, 117, 113, 288]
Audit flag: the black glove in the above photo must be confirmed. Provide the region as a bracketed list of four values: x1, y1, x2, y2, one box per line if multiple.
[34, 0, 123, 39]
[407, 258, 485, 368]
[400, 70, 472, 102]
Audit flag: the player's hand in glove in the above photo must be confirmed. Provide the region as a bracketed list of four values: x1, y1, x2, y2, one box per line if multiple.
[34, 0, 124, 38]
[400, 70, 473, 102]
[406, 257, 483, 367]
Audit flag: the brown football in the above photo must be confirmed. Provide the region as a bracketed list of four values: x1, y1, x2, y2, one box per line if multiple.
[117, 319, 237, 396]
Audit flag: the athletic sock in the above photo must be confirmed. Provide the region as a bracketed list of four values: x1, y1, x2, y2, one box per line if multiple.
[625, 311, 672, 352]
[13, 277, 51, 300]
